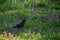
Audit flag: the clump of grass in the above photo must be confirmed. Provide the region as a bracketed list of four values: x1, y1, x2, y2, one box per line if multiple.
[0, 31, 42, 40]
[0, 31, 18, 40]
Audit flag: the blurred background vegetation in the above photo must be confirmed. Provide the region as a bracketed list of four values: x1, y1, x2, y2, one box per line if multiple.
[0, 0, 60, 40]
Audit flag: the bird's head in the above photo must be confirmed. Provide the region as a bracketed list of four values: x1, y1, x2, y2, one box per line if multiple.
[22, 18, 26, 22]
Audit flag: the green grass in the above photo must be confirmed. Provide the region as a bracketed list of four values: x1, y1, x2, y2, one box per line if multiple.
[0, 0, 60, 40]
[0, 31, 60, 40]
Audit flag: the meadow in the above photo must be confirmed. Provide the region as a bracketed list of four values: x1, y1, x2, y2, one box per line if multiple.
[0, 0, 60, 40]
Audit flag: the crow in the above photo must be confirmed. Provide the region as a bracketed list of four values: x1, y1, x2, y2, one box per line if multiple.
[12, 19, 26, 28]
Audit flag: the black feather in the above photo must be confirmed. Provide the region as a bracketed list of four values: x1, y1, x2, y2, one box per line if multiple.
[13, 19, 26, 28]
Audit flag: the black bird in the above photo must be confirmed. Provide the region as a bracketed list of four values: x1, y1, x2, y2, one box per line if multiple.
[12, 19, 26, 28]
